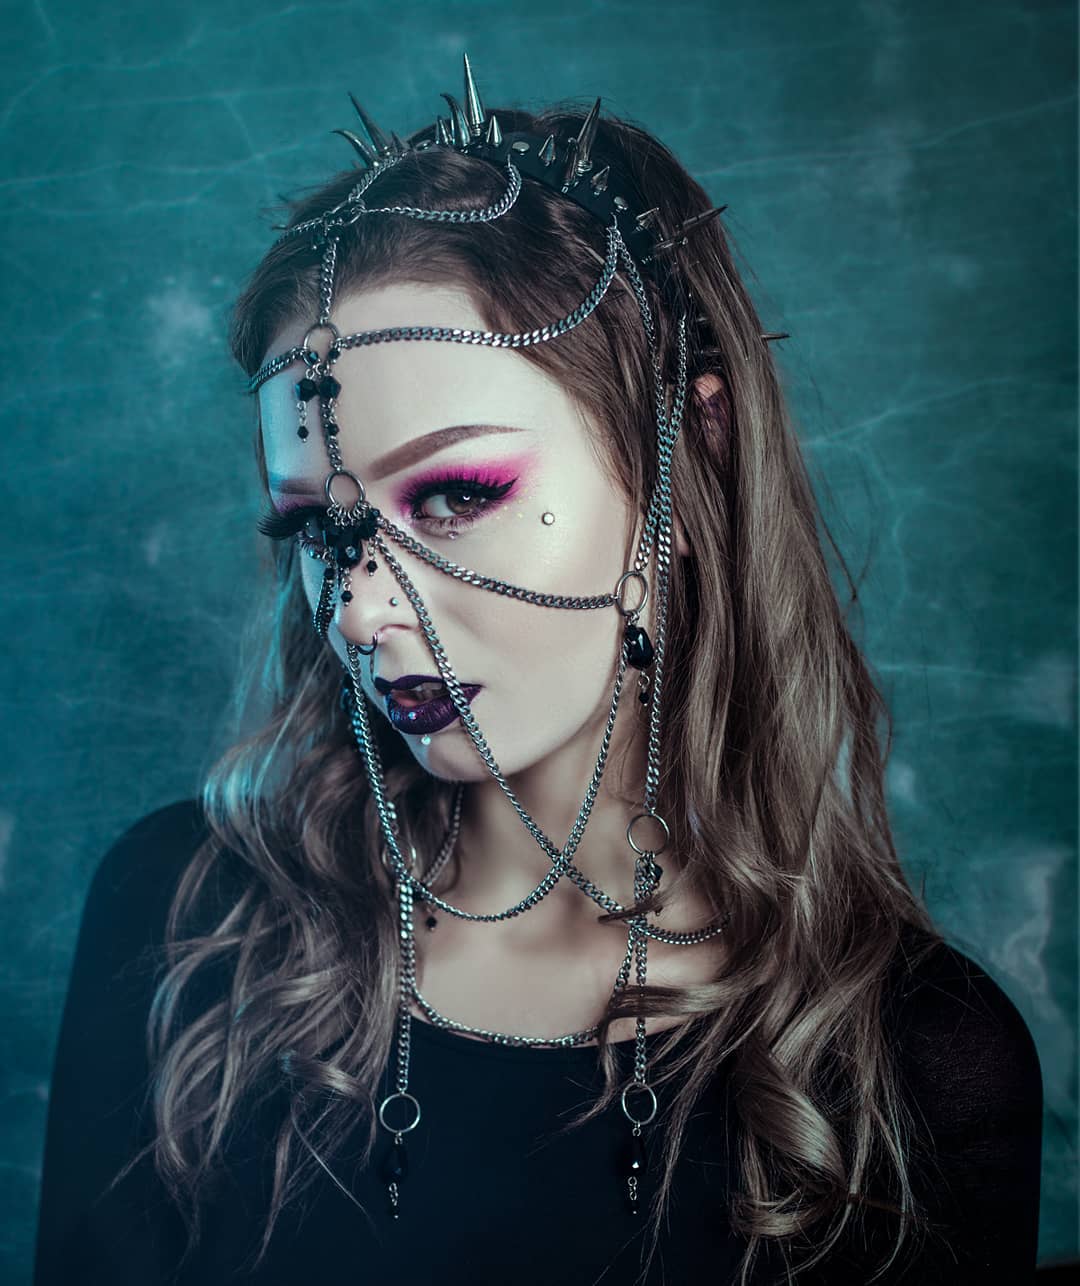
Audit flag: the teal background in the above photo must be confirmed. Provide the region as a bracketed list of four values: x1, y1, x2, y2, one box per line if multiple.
[2, 0, 1075, 1279]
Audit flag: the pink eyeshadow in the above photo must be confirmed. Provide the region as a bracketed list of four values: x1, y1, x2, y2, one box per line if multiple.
[391, 453, 538, 514]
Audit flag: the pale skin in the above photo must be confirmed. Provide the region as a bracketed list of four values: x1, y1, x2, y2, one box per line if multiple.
[259, 281, 726, 1042]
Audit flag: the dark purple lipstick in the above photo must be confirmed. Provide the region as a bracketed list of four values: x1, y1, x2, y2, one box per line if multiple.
[375, 673, 483, 737]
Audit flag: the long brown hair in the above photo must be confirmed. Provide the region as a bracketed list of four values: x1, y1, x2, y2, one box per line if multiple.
[124, 103, 945, 1284]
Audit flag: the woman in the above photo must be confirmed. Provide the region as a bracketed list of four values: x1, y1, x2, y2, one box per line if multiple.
[35, 57, 1043, 1285]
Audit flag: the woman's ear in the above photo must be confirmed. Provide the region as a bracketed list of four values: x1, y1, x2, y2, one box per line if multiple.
[670, 373, 732, 558]
[692, 372, 731, 437]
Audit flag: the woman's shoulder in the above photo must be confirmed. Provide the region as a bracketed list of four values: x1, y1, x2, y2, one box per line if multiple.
[884, 922, 1044, 1125]
[92, 798, 209, 884]
[79, 799, 235, 967]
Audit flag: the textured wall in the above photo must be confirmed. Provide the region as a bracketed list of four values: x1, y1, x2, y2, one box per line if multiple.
[3, 0, 1075, 1279]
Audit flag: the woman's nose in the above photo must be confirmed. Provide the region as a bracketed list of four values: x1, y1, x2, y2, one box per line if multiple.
[334, 554, 411, 647]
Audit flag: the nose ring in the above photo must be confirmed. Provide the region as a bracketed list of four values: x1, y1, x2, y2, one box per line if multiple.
[355, 630, 380, 656]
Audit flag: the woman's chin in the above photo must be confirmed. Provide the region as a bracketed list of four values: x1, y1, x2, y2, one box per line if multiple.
[405, 719, 546, 785]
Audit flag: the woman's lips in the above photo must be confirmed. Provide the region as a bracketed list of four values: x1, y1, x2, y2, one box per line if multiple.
[374, 673, 483, 736]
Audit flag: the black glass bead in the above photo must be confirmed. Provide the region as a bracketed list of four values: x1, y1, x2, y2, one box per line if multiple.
[296, 425, 309, 440]
[626, 1131, 648, 1175]
[341, 590, 353, 604]
[328, 345, 342, 362]
[638, 687, 649, 705]
[302, 349, 319, 367]
[295, 377, 319, 402]
[326, 420, 339, 436]
[366, 560, 378, 576]
[318, 375, 342, 400]
[355, 512, 378, 540]
[624, 624, 655, 669]
[425, 915, 438, 930]
[379, 1140, 409, 1183]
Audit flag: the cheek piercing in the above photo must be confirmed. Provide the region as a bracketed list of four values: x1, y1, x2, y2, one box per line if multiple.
[389, 596, 400, 607]
[541, 511, 556, 525]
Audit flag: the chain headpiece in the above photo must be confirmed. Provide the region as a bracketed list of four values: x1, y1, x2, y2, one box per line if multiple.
[256, 54, 750, 1230]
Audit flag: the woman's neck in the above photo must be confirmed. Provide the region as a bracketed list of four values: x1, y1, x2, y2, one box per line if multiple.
[446, 712, 652, 921]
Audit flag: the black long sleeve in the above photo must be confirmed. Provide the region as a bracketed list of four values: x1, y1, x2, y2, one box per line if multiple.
[34, 802, 1044, 1284]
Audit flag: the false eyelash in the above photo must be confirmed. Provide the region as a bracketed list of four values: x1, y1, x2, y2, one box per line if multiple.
[257, 504, 326, 541]
[401, 470, 517, 524]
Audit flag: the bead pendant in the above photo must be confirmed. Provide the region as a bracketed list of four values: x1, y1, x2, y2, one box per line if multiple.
[625, 1127, 647, 1214]
[380, 1135, 409, 1183]
[381, 1133, 408, 1220]
[624, 624, 655, 669]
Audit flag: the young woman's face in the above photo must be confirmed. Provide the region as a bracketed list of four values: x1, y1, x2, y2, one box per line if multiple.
[258, 281, 645, 784]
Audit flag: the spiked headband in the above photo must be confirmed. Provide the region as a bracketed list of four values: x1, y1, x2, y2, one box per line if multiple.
[248, 54, 787, 395]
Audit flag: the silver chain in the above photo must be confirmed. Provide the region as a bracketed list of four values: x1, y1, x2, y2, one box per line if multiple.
[255, 155, 722, 1194]
[247, 218, 621, 394]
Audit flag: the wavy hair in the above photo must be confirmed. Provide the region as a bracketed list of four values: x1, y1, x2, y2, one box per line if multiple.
[117, 103, 946, 1284]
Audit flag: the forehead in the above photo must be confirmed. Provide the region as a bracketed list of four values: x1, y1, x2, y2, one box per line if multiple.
[258, 282, 580, 487]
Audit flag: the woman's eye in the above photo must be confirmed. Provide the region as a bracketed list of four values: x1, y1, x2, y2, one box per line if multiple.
[416, 488, 487, 520]
[405, 476, 516, 534]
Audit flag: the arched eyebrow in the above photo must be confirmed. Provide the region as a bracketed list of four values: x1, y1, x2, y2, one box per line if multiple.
[269, 423, 530, 495]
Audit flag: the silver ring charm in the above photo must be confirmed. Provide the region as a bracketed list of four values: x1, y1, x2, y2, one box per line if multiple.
[302, 320, 341, 359]
[378, 1090, 422, 1134]
[620, 1082, 658, 1126]
[626, 810, 670, 856]
[614, 569, 649, 618]
[325, 468, 366, 509]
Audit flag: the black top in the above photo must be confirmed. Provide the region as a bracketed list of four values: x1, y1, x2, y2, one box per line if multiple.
[33, 801, 1044, 1285]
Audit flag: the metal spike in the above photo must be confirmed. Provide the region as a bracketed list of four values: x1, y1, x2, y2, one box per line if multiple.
[761, 332, 791, 343]
[678, 205, 727, 235]
[462, 52, 485, 137]
[560, 136, 581, 187]
[433, 116, 451, 146]
[333, 128, 377, 167]
[652, 205, 729, 253]
[484, 113, 502, 147]
[635, 207, 661, 230]
[589, 165, 610, 193]
[390, 131, 409, 155]
[574, 97, 602, 174]
[538, 133, 557, 167]
[440, 93, 470, 148]
[348, 93, 393, 156]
